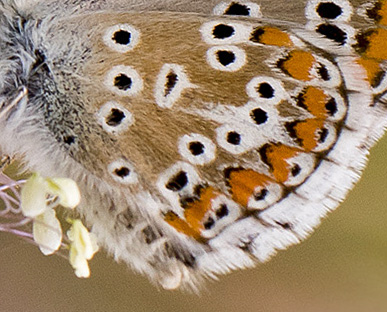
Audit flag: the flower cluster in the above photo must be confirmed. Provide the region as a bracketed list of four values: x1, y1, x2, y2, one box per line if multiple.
[0, 172, 99, 278]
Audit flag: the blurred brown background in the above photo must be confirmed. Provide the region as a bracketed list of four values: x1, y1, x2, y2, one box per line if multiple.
[1, 136, 387, 312]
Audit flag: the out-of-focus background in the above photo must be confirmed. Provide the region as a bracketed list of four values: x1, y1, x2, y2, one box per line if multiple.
[1, 137, 387, 312]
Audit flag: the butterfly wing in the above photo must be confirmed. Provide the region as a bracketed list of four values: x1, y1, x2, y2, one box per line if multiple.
[24, 0, 344, 23]
[1, 0, 387, 289]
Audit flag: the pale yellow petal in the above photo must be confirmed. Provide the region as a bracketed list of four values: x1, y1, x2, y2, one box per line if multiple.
[73, 255, 90, 278]
[47, 178, 81, 209]
[67, 220, 98, 259]
[68, 235, 92, 278]
[21, 173, 47, 217]
[33, 209, 62, 255]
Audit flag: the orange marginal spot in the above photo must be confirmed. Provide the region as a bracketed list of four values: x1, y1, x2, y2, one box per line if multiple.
[291, 119, 325, 152]
[250, 26, 293, 47]
[278, 50, 315, 81]
[164, 211, 201, 240]
[184, 187, 220, 232]
[357, 28, 387, 60]
[297, 87, 329, 119]
[262, 144, 300, 183]
[367, 0, 387, 26]
[356, 57, 383, 86]
[227, 169, 272, 207]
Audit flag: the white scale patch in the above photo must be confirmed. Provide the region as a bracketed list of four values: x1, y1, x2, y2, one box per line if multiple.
[205, 217, 299, 265]
[183, 97, 295, 154]
[216, 122, 262, 155]
[239, 101, 295, 145]
[326, 128, 369, 170]
[259, 151, 363, 240]
[337, 57, 372, 92]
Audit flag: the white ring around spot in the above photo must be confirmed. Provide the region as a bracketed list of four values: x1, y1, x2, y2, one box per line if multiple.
[200, 21, 253, 45]
[154, 64, 195, 109]
[283, 152, 316, 187]
[206, 45, 247, 72]
[213, 1, 262, 18]
[96, 101, 134, 135]
[216, 123, 261, 155]
[246, 76, 287, 105]
[103, 24, 140, 53]
[108, 159, 138, 185]
[178, 134, 216, 166]
[305, 0, 353, 22]
[157, 162, 202, 211]
[105, 65, 144, 96]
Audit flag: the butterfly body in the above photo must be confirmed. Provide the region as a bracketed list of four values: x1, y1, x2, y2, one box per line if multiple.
[1, 0, 387, 290]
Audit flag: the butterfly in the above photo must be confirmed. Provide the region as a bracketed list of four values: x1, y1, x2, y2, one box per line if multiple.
[0, 0, 386, 290]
